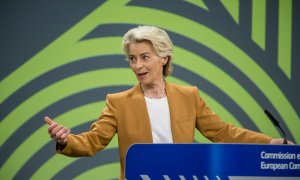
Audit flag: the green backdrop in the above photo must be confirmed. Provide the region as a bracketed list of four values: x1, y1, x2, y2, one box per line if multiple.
[0, 0, 299, 179]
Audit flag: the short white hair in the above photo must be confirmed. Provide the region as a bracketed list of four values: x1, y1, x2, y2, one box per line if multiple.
[122, 26, 173, 77]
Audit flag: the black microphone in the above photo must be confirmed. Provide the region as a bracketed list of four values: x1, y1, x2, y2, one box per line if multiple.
[264, 109, 287, 144]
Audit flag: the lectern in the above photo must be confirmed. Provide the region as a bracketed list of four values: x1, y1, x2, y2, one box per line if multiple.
[125, 144, 300, 179]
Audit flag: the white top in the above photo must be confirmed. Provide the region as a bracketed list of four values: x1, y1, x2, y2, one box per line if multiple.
[144, 96, 173, 143]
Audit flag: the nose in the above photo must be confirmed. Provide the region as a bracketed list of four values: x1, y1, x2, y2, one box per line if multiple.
[135, 59, 144, 69]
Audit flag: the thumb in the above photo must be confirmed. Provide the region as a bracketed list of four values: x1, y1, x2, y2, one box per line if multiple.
[44, 116, 55, 125]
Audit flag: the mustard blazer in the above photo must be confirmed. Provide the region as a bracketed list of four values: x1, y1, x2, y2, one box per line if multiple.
[58, 82, 272, 179]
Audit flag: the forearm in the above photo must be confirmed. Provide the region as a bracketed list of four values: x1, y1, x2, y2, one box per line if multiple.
[213, 123, 272, 144]
[197, 114, 272, 144]
[57, 132, 109, 157]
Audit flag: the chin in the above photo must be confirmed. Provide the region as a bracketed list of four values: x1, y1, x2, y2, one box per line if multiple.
[137, 77, 147, 83]
[139, 81, 147, 85]
[139, 80, 150, 86]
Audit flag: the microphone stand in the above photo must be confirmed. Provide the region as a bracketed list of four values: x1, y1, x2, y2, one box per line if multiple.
[264, 110, 288, 144]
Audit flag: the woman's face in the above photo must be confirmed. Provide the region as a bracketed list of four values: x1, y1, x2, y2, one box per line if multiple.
[128, 41, 167, 86]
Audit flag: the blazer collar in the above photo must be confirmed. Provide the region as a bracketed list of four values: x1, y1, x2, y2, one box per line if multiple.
[165, 82, 180, 142]
[129, 82, 180, 142]
[129, 84, 153, 142]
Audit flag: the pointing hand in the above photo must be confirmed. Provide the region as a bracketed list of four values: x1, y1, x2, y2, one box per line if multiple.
[44, 116, 71, 145]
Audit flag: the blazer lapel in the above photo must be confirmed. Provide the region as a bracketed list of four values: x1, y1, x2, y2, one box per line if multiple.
[129, 84, 153, 142]
[165, 82, 180, 142]
[127, 82, 181, 143]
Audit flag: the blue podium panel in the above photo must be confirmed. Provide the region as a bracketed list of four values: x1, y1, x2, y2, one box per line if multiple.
[125, 144, 300, 179]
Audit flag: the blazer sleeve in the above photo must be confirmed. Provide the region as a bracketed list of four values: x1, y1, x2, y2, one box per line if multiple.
[57, 94, 117, 157]
[194, 87, 272, 144]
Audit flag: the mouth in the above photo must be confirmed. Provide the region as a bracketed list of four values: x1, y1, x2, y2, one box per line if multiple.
[137, 72, 148, 79]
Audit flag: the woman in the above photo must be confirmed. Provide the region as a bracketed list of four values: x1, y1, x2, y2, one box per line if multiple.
[45, 26, 292, 179]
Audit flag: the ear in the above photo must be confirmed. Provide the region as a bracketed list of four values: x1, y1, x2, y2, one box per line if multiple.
[162, 56, 169, 65]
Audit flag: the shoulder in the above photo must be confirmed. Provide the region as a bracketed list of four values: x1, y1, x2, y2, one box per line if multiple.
[167, 83, 198, 95]
[106, 84, 139, 102]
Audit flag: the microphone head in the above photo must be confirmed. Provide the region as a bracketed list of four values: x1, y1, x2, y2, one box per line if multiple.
[264, 109, 279, 127]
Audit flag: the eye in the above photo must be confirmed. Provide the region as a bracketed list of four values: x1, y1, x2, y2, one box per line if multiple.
[142, 55, 149, 61]
[128, 56, 136, 63]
